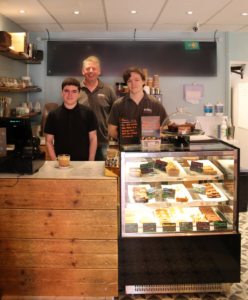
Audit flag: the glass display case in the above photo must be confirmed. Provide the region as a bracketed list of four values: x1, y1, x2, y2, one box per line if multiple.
[120, 141, 239, 237]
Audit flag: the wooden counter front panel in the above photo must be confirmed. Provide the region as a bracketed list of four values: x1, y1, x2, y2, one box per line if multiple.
[0, 179, 117, 210]
[0, 178, 118, 297]
[0, 268, 117, 297]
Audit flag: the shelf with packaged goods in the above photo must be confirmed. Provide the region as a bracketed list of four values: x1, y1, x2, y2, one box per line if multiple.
[0, 43, 41, 64]
[15, 111, 41, 118]
[0, 87, 42, 93]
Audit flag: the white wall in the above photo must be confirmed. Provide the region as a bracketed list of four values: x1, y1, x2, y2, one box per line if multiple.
[229, 33, 248, 169]
[0, 14, 28, 106]
[28, 31, 227, 125]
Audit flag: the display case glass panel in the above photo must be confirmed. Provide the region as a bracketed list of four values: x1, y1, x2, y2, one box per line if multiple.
[120, 142, 238, 237]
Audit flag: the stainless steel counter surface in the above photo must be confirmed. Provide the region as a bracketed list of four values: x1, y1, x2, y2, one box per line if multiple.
[0, 161, 111, 179]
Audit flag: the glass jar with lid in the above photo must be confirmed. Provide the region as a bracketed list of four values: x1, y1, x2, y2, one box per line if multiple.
[116, 82, 124, 93]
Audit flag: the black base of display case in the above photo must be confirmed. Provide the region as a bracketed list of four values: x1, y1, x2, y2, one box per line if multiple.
[118, 234, 241, 288]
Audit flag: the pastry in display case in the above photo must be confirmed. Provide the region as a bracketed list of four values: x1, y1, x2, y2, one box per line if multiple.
[120, 141, 239, 236]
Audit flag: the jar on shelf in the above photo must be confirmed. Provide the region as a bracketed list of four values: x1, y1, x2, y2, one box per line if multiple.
[18, 79, 22, 88]
[116, 82, 124, 93]
[13, 79, 18, 88]
[9, 78, 14, 88]
[123, 85, 129, 93]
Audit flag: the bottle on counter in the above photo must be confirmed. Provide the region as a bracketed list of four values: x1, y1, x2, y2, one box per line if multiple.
[220, 116, 227, 140]
[215, 102, 224, 116]
[204, 103, 213, 116]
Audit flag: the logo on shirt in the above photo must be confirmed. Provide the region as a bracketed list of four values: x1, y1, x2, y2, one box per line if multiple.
[98, 94, 105, 98]
[144, 108, 152, 113]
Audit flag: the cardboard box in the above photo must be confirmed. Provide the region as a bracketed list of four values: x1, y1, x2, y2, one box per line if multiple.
[9, 32, 27, 53]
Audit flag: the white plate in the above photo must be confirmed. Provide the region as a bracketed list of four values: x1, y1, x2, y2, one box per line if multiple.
[161, 184, 194, 204]
[187, 160, 223, 178]
[197, 183, 228, 202]
[128, 184, 151, 203]
[217, 159, 234, 174]
[124, 208, 156, 227]
[55, 165, 72, 169]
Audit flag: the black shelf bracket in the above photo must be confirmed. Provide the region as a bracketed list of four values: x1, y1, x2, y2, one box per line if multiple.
[231, 65, 246, 79]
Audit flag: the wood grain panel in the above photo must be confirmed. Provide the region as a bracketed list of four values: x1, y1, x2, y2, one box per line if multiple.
[0, 224, 117, 239]
[0, 209, 117, 225]
[0, 253, 117, 269]
[0, 268, 118, 297]
[0, 239, 117, 254]
[0, 179, 117, 210]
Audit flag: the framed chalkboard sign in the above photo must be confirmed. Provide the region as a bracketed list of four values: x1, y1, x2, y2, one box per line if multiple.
[47, 41, 217, 76]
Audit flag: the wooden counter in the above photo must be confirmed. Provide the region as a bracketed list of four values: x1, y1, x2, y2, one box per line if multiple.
[0, 162, 118, 298]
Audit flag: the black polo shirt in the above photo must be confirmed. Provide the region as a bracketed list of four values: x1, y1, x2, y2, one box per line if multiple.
[108, 91, 168, 136]
[44, 103, 98, 161]
[78, 79, 117, 146]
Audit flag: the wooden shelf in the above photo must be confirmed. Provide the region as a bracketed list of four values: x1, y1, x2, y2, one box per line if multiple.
[16, 111, 41, 118]
[0, 43, 41, 64]
[0, 87, 42, 93]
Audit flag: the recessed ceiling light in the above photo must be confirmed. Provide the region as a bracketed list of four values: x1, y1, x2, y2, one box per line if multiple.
[187, 11, 193, 15]
[73, 11, 80, 14]
[242, 12, 248, 16]
[130, 11, 137, 14]
[19, 10, 26, 13]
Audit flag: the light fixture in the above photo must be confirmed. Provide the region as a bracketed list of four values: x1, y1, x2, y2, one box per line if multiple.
[73, 11, 80, 14]
[19, 10, 26, 13]
[242, 12, 248, 16]
[130, 10, 137, 14]
[187, 11, 193, 14]
[9, 46, 14, 50]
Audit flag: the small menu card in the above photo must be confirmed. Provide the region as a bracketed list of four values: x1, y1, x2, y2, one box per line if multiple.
[141, 116, 160, 139]
[190, 161, 203, 173]
[119, 118, 139, 145]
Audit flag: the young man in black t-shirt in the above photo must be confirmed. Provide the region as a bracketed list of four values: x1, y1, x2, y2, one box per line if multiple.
[44, 78, 98, 161]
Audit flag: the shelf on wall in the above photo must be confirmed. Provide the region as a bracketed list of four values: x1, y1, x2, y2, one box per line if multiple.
[0, 87, 42, 93]
[16, 111, 41, 118]
[0, 43, 41, 64]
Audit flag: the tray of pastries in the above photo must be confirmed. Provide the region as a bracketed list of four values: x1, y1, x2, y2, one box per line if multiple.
[197, 183, 228, 202]
[199, 206, 222, 222]
[128, 184, 151, 203]
[187, 160, 223, 177]
[161, 184, 194, 203]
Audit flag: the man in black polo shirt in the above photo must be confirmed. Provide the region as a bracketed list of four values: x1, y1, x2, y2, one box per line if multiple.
[77, 56, 117, 161]
[108, 67, 168, 140]
[45, 78, 98, 161]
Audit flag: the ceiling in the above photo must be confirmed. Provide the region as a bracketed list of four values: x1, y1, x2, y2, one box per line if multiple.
[1, 0, 248, 33]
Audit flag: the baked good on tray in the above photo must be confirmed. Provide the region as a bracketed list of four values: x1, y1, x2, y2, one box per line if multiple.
[202, 165, 217, 175]
[155, 208, 172, 224]
[166, 161, 180, 176]
[202, 183, 220, 198]
[218, 205, 233, 213]
[129, 167, 142, 177]
[125, 213, 135, 223]
[175, 190, 188, 202]
[168, 122, 178, 132]
[190, 214, 207, 222]
[133, 186, 148, 203]
[139, 217, 153, 223]
[199, 206, 221, 222]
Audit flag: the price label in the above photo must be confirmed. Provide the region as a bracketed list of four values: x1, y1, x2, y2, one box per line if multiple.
[140, 163, 154, 174]
[146, 188, 157, 200]
[192, 184, 207, 195]
[125, 223, 138, 233]
[178, 125, 191, 134]
[162, 188, 176, 199]
[196, 222, 210, 231]
[190, 161, 203, 173]
[154, 160, 167, 171]
[143, 223, 156, 232]
[162, 223, 176, 232]
[214, 221, 227, 230]
[180, 222, 193, 231]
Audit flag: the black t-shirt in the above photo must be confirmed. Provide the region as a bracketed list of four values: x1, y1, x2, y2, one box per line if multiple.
[44, 103, 98, 161]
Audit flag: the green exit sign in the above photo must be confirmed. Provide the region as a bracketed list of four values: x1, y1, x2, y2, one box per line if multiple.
[185, 41, 200, 50]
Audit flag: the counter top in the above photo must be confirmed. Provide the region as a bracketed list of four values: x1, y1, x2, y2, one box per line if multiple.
[0, 161, 112, 179]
